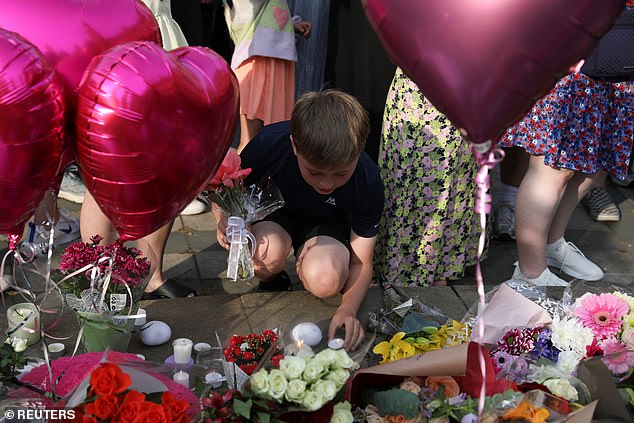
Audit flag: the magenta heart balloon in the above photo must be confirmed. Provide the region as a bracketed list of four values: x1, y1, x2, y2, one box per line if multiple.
[363, 0, 626, 150]
[76, 42, 239, 242]
[0, 0, 161, 169]
[0, 29, 65, 248]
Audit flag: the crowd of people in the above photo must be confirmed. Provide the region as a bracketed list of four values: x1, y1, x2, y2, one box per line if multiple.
[15, 0, 634, 348]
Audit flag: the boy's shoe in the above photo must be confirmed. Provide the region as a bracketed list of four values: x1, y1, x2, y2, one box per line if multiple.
[27, 209, 80, 257]
[58, 166, 86, 204]
[181, 198, 208, 216]
[582, 187, 621, 222]
[546, 238, 603, 281]
[508, 263, 568, 287]
[611, 173, 634, 187]
[492, 203, 515, 240]
[257, 271, 292, 292]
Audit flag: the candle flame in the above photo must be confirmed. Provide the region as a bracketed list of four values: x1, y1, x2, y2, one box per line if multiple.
[296, 339, 304, 348]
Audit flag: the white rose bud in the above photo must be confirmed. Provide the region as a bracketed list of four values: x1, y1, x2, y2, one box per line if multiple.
[312, 379, 338, 401]
[280, 356, 307, 380]
[334, 349, 358, 370]
[302, 359, 325, 383]
[11, 337, 28, 353]
[325, 367, 350, 389]
[249, 369, 270, 396]
[284, 379, 307, 403]
[302, 389, 325, 411]
[314, 348, 338, 367]
[267, 369, 288, 401]
[543, 378, 579, 402]
[330, 401, 354, 423]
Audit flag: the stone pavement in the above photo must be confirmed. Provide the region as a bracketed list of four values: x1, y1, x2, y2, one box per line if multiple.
[0, 174, 633, 332]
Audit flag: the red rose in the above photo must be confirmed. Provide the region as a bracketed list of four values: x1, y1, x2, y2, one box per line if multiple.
[242, 351, 254, 361]
[113, 401, 143, 423]
[89, 363, 131, 397]
[123, 390, 147, 403]
[137, 401, 169, 423]
[85, 395, 119, 420]
[161, 391, 190, 421]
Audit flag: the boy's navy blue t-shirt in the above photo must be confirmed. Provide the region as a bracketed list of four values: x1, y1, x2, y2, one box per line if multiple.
[240, 121, 384, 238]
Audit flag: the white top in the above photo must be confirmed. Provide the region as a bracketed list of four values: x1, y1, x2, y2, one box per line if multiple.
[141, 0, 189, 50]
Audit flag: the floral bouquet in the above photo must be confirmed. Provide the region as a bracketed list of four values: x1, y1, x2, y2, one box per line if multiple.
[205, 149, 284, 281]
[53, 235, 153, 352]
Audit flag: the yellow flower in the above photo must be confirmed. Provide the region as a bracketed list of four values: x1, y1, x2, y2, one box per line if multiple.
[373, 332, 415, 363]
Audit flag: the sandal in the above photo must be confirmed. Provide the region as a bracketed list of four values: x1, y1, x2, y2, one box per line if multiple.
[142, 279, 198, 300]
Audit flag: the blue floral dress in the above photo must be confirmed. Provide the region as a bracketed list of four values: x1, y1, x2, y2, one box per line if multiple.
[374, 69, 483, 287]
[500, 6, 634, 180]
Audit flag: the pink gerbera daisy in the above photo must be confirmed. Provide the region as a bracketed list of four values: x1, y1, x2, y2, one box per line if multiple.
[600, 338, 634, 375]
[573, 293, 629, 339]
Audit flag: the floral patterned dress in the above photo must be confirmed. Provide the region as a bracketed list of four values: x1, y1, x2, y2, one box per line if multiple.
[500, 3, 634, 179]
[374, 69, 483, 287]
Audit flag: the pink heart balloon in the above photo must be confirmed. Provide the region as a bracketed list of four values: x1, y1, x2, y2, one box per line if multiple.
[0, 29, 65, 248]
[0, 0, 161, 168]
[76, 42, 239, 242]
[362, 0, 626, 150]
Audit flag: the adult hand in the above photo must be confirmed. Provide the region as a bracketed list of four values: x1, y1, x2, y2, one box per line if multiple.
[293, 21, 312, 39]
[328, 306, 364, 351]
[212, 203, 230, 250]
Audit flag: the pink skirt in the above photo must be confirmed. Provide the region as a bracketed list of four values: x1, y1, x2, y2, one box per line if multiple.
[234, 56, 295, 125]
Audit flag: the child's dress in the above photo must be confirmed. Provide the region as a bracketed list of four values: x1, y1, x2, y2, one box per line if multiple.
[225, 0, 297, 125]
[141, 0, 188, 50]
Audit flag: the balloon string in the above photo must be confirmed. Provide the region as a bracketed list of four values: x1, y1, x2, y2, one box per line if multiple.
[472, 146, 504, 416]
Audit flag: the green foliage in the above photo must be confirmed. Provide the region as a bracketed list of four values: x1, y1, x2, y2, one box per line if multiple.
[373, 388, 420, 419]
[0, 340, 30, 381]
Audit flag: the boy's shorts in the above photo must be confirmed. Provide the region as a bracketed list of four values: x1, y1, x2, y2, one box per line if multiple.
[258, 209, 351, 254]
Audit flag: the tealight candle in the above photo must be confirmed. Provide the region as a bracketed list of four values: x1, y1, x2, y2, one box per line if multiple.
[173, 338, 193, 364]
[285, 339, 314, 358]
[6, 303, 40, 346]
[193, 342, 212, 357]
[205, 371, 224, 389]
[47, 343, 65, 359]
[134, 309, 147, 327]
[173, 370, 189, 388]
[328, 338, 344, 350]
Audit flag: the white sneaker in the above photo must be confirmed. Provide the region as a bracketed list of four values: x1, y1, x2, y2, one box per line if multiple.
[180, 198, 208, 216]
[58, 165, 86, 204]
[546, 238, 604, 281]
[27, 208, 80, 257]
[508, 263, 569, 287]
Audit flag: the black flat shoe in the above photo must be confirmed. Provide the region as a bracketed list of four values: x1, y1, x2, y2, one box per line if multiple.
[142, 279, 198, 300]
[257, 271, 292, 292]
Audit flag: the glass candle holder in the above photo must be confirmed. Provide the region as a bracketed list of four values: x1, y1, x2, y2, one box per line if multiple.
[6, 303, 40, 346]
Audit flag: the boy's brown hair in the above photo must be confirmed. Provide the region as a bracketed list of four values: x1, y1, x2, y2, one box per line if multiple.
[291, 90, 369, 168]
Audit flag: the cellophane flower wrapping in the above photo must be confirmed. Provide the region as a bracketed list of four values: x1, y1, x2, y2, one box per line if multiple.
[206, 149, 284, 223]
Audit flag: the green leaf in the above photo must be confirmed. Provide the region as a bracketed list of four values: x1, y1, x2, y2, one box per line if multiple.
[255, 411, 271, 423]
[234, 398, 252, 419]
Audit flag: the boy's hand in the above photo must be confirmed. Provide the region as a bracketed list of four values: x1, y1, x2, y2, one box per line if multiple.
[329, 307, 364, 351]
[293, 21, 312, 38]
[212, 204, 230, 250]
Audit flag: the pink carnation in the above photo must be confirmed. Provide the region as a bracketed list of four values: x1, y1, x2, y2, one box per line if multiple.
[600, 338, 634, 375]
[573, 293, 629, 339]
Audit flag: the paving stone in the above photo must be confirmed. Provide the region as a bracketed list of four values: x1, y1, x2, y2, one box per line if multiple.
[164, 231, 190, 254]
[180, 211, 215, 231]
[162, 253, 198, 280]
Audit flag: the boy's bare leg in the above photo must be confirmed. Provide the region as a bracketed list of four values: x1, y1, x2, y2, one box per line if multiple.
[80, 191, 118, 244]
[295, 236, 350, 298]
[251, 221, 293, 279]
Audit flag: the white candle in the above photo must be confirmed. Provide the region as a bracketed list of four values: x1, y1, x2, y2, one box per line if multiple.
[194, 342, 212, 356]
[47, 343, 65, 359]
[7, 303, 40, 346]
[285, 339, 314, 358]
[328, 338, 345, 350]
[173, 338, 193, 364]
[205, 371, 224, 389]
[173, 370, 189, 388]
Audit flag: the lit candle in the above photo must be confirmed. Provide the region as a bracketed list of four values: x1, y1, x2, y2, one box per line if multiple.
[328, 338, 344, 350]
[173, 338, 193, 364]
[173, 370, 189, 388]
[6, 303, 40, 346]
[285, 339, 314, 358]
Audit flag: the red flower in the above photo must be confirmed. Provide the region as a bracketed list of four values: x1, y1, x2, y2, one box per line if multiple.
[85, 395, 119, 420]
[89, 363, 132, 397]
[207, 150, 251, 190]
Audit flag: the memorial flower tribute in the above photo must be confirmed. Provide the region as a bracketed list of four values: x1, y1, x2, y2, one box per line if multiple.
[54, 235, 152, 352]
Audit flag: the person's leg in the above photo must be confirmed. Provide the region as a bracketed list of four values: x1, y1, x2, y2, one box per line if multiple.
[237, 115, 263, 154]
[493, 147, 529, 240]
[33, 189, 59, 226]
[80, 191, 118, 244]
[295, 236, 350, 298]
[135, 221, 174, 293]
[251, 221, 293, 280]
[548, 171, 598, 243]
[515, 155, 574, 278]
